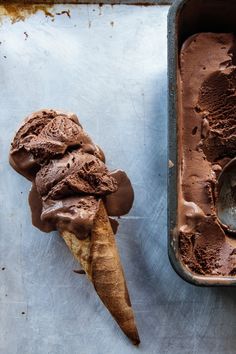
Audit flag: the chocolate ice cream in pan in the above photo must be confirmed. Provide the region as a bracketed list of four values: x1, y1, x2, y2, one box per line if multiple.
[10, 109, 140, 344]
[168, 0, 236, 286]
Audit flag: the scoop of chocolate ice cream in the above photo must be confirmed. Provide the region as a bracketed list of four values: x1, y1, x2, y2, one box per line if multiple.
[41, 196, 100, 239]
[36, 150, 117, 200]
[10, 109, 134, 239]
[26, 115, 104, 161]
[10, 109, 106, 181]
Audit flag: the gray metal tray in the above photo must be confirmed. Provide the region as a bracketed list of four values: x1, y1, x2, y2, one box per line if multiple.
[0, 2, 170, 353]
[168, 0, 236, 286]
[2, 1, 236, 354]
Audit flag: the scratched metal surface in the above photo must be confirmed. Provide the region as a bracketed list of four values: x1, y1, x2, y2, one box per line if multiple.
[0, 3, 236, 354]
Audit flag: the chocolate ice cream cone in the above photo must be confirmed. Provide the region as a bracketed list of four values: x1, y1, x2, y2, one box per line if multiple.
[61, 201, 140, 345]
[10, 109, 138, 343]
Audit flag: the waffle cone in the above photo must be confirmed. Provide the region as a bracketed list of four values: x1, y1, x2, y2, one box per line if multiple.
[61, 201, 140, 345]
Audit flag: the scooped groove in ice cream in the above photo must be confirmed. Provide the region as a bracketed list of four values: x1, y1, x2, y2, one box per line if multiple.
[178, 33, 236, 276]
[10, 109, 134, 239]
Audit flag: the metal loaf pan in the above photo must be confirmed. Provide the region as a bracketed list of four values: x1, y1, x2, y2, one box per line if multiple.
[168, 0, 236, 286]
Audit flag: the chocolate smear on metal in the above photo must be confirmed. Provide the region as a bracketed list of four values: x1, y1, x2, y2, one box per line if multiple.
[0, 4, 54, 23]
